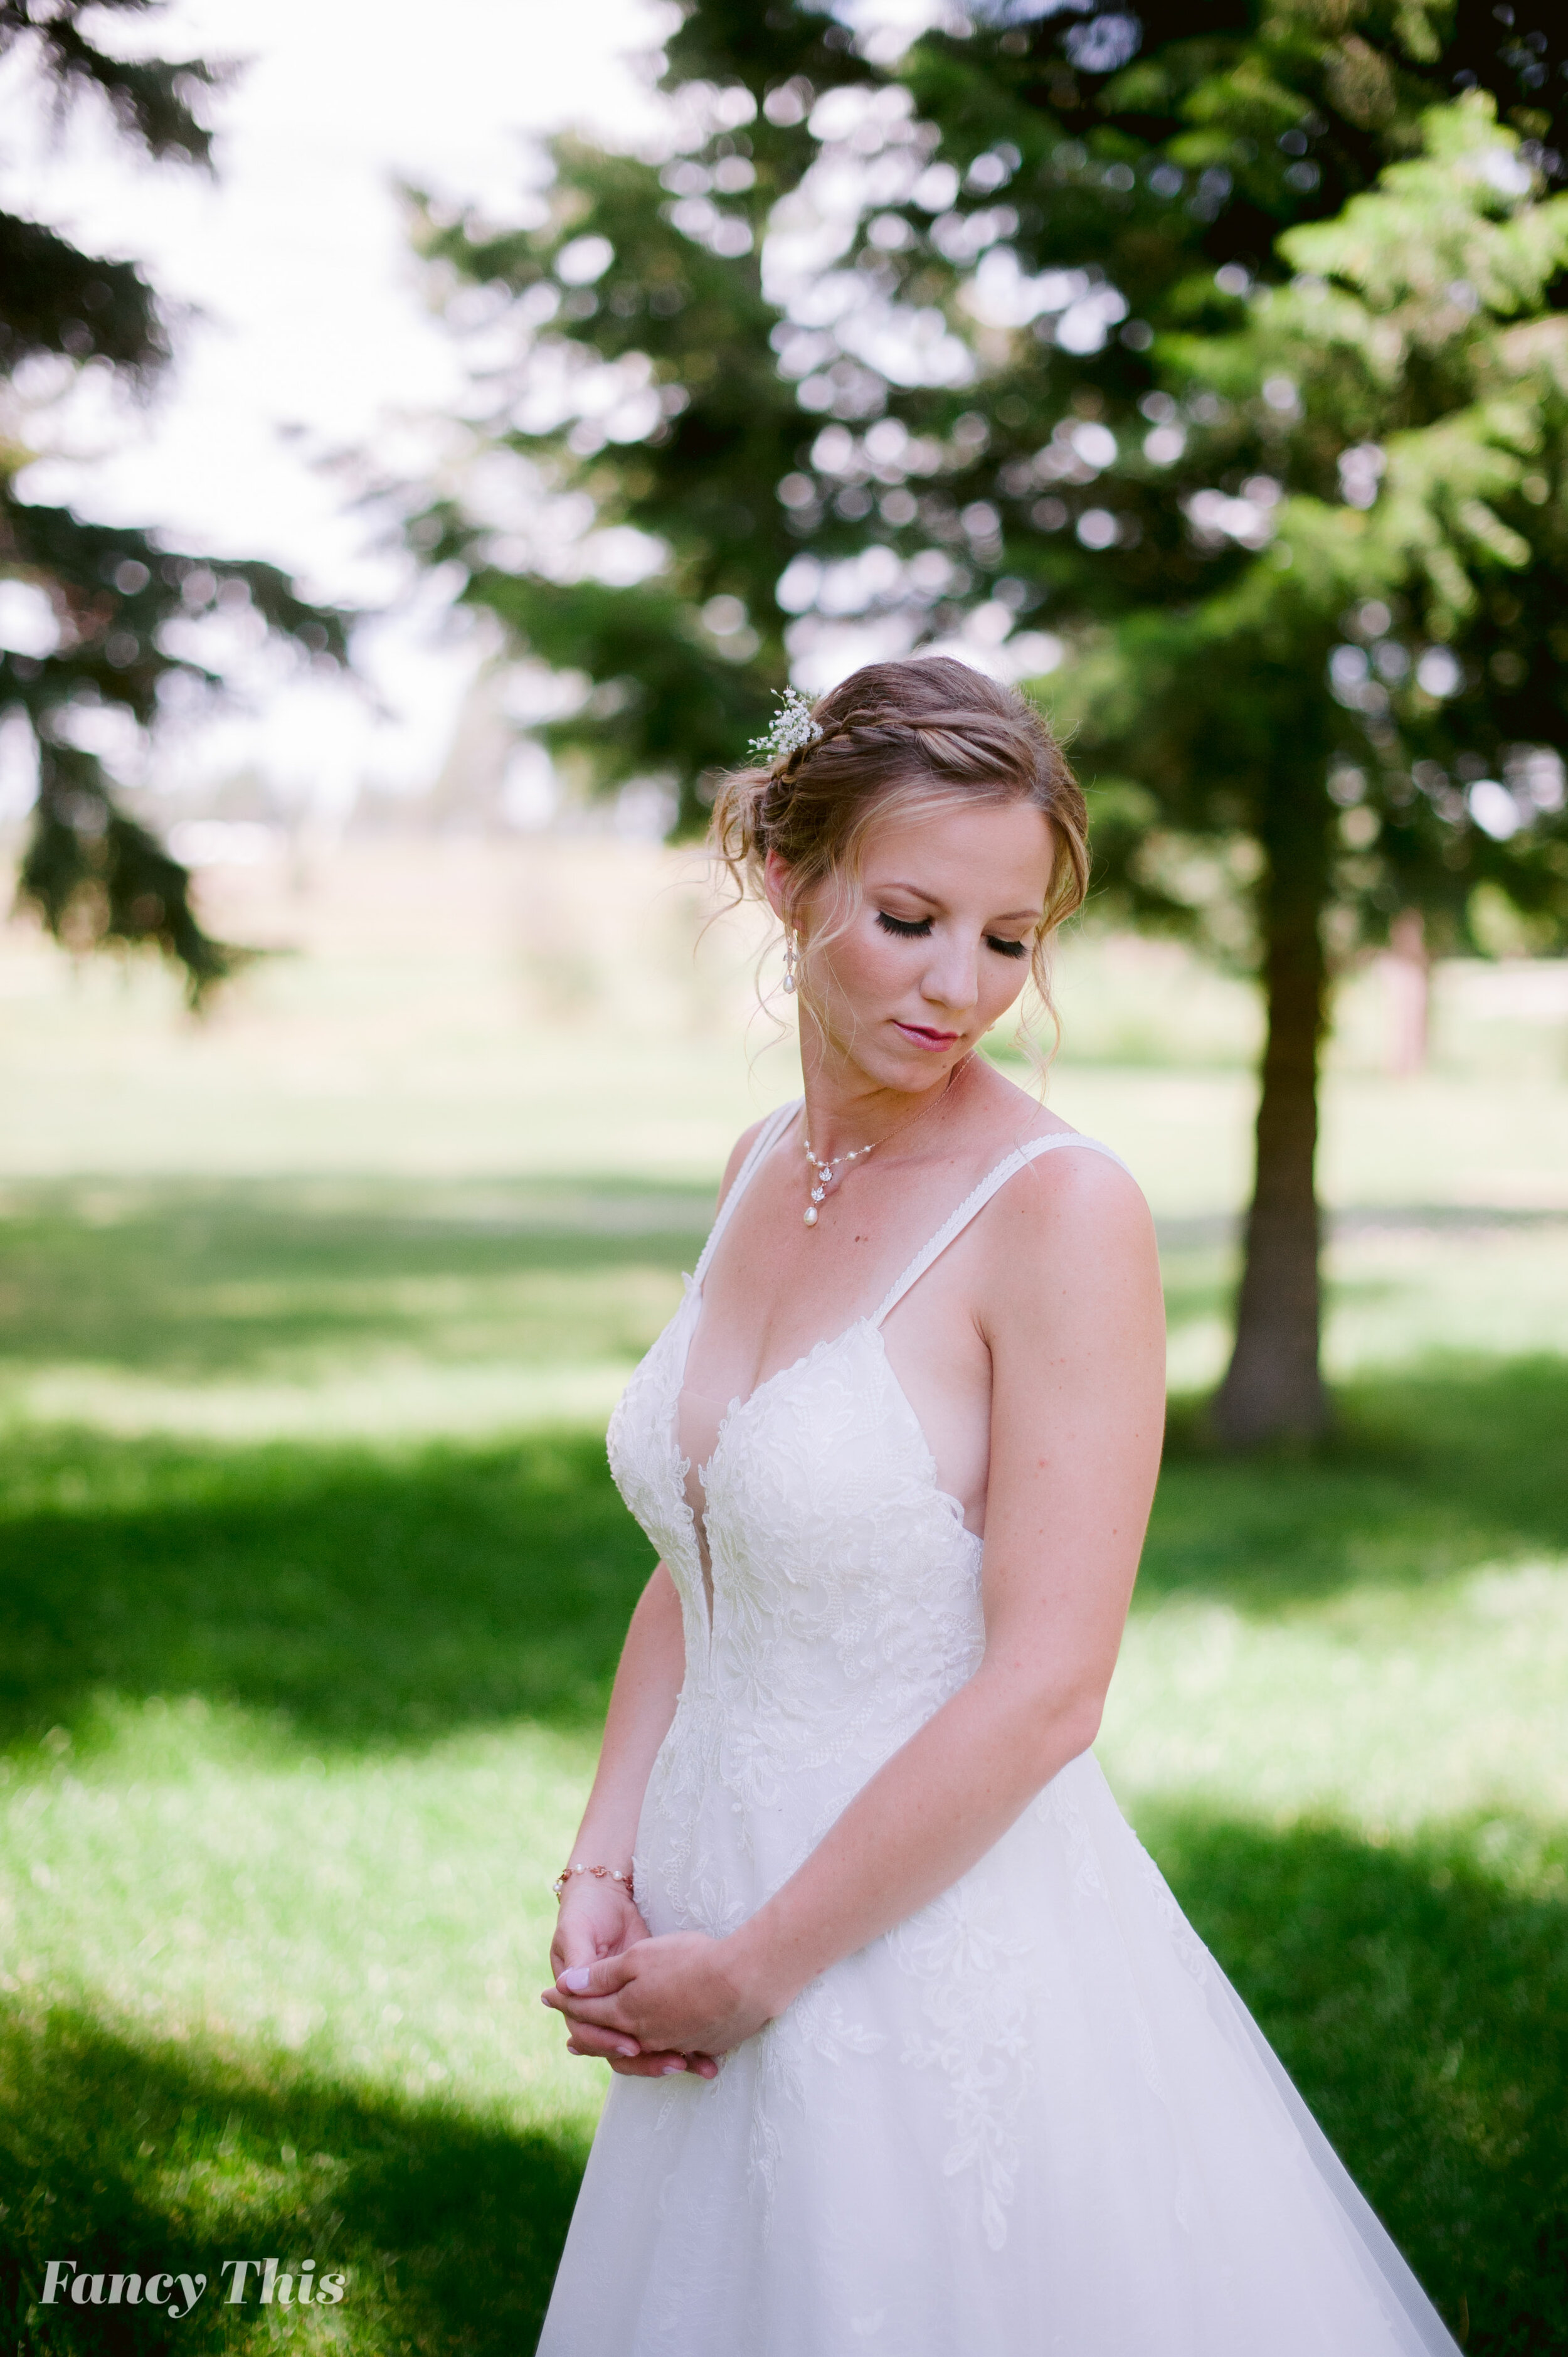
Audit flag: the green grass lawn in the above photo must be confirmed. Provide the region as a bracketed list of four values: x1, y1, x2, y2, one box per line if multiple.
[0, 1183, 1564, 2354]
[1, 875, 1566, 2354]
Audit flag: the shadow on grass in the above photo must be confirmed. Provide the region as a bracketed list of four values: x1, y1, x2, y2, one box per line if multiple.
[1138, 1806, 1568, 2357]
[1144, 1354, 1568, 1613]
[0, 1178, 711, 1385]
[1, 1810, 1562, 2357]
[0, 1430, 655, 1754]
[6, 1176, 1560, 1393]
[0, 2005, 585, 2357]
[2, 1354, 1565, 1755]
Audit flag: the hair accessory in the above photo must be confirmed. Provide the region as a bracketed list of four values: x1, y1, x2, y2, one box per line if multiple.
[748, 686, 822, 770]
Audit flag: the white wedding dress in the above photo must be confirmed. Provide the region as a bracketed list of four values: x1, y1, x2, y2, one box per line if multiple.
[538, 1105, 1459, 2356]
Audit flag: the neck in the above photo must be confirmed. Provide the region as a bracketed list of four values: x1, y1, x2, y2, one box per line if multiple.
[797, 1031, 974, 1164]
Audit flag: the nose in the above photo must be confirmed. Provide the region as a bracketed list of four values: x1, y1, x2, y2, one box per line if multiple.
[921, 926, 980, 1015]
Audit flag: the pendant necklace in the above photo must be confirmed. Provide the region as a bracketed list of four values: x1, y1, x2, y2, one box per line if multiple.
[801, 1065, 964, 1229]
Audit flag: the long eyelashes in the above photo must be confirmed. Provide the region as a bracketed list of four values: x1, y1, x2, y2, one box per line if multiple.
[875, 911, 1029, 959]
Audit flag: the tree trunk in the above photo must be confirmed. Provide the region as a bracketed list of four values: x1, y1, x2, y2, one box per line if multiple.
[1213, 809, 1331, 1447]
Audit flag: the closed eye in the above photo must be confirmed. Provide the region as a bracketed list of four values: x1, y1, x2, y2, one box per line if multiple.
[877, 911, 1030, 958]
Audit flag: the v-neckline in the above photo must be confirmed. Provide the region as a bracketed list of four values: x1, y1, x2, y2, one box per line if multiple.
[667, 1279, 975, 1666]
[691, 1287, 876, 1468]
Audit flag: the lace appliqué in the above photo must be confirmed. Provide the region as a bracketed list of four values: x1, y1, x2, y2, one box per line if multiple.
[749, 1979, 887, 2237]
[891, 1885, 1036, 2252]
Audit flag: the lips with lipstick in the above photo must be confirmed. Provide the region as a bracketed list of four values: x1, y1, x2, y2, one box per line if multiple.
[894, 1021, 961, 1051]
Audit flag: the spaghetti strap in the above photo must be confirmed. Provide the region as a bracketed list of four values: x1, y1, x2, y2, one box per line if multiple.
[871, 1132, 1130, 1329]
[692, 1098, 802, 1285]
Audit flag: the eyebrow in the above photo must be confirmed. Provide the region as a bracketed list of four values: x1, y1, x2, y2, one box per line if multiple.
[873, 881, 1044, 923]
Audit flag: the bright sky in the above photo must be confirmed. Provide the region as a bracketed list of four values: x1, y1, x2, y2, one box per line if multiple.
[4, 0, 670, 811]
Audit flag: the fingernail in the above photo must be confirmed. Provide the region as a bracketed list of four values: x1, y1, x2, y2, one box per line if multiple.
[617, 2042, 638, 2057]
[660, 2062, 684, 2075]
[559, 1966, 591, 1994]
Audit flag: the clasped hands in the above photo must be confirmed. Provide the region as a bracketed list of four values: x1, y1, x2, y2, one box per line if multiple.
[543, 1881, 776, 2080]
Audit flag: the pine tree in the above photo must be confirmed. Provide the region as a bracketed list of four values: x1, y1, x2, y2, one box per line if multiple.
[398, 20, 868, 814]
[0, 0, 348, 1004]
[867, 4, 1568, 1440]
[1054, 90, 1568, 1439]
[406, 1, 1568, 1440]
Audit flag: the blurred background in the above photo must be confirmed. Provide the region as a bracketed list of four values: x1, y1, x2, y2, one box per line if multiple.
[2, 3, 1567, 2353]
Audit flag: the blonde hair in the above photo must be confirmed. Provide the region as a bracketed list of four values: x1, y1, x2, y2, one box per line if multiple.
[710, 656, 1089, 1045]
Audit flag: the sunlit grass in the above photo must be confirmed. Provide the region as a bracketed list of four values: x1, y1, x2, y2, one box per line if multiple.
[0, 1422, 645, 2353]
[2, 1210, 1565, 2349]
[4, 1169, 1566, 1436]
[1, 1372, 1565, 2349]
[2, 875, 1566, 2353]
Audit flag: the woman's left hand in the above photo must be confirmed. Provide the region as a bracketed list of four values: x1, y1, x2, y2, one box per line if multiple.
[542, 1930, 775, 2060]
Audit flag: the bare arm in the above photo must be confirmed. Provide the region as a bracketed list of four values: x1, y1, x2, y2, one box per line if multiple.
[546, 1117, 770, 2075]
[556, 1561, 686, 1912]
[548, 1152, 1165, 2056]
[546, 1563, 694, 2074]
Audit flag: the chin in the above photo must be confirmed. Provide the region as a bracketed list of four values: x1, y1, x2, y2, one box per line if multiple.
[878, 1036, 967, 1083]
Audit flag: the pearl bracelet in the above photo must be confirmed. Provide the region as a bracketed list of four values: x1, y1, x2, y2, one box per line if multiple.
[553, 1861, 635, 1903]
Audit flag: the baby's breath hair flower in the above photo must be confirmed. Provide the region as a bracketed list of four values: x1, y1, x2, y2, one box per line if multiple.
[748, 686, 822, 769]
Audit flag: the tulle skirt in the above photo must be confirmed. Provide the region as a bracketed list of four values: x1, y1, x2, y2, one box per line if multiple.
[537, 1752, 1458, 2356]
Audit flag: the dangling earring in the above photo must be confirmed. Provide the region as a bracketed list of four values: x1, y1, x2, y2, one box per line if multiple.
[781, 927, 800, 995]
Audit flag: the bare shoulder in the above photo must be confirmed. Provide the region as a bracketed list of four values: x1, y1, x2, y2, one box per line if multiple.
[982, 1073, 1150, 1218]
[974, 1088, 1159, 1326]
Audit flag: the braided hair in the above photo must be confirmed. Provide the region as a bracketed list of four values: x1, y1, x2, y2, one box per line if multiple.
[710, 657, 1089, 1030]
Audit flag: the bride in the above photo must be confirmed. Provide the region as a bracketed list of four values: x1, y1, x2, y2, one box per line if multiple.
[536, 658, 1459, 2355]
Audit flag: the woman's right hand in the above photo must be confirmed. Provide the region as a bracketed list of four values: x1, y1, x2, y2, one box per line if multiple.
[548, 1879, 717, 2080]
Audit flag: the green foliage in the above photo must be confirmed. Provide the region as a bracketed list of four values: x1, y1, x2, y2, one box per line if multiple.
[404, 3, 1568, 919]
[0, 1, 348, 1001]
[396, 3, 1568, 1430]
[0, 218, 165, 383]
[1078, 90, 1568, 954]
[0, 0, 213, 390]
[871, 23, 1568, 960]
[403, 127, 815, 820]
[18, 742, 244, 1005]
[0, 1, 220, 168]
[3, 493, 349, 1004]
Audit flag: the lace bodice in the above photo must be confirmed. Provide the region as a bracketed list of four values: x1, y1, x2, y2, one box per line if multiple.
[605, 1103, 1129, 1912]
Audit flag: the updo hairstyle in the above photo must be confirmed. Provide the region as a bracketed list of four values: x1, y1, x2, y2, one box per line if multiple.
[710, 656, 1089, 1034]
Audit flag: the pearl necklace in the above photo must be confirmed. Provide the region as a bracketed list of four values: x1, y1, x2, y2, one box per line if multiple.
[802, 1133, 876, 1226]
[800, 1065, 965, 1228]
